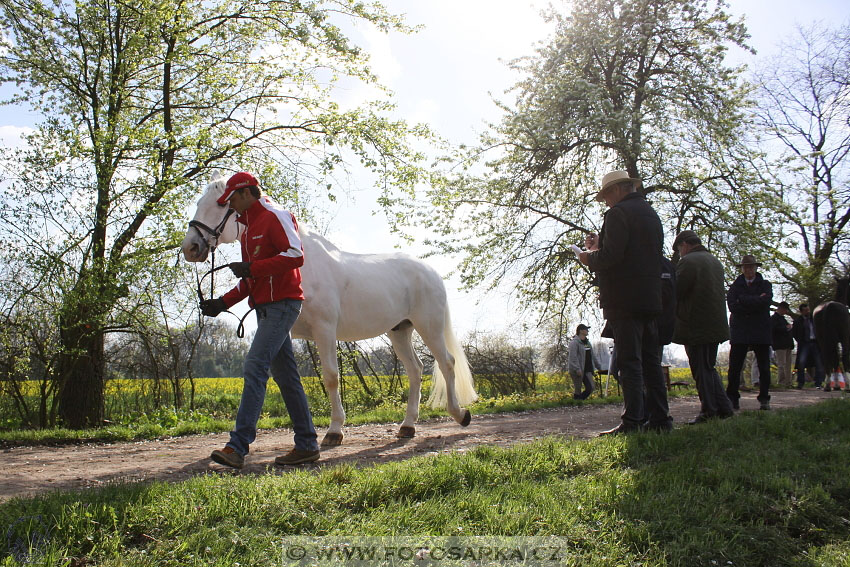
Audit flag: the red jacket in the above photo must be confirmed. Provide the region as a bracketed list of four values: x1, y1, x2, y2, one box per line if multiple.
[222, 197, 304, 307]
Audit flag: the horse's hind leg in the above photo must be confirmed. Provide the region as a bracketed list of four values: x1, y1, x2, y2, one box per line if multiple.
[314, 331, 346, 447]
[416, 320, 470, 427]
[387, 325, 424, 438]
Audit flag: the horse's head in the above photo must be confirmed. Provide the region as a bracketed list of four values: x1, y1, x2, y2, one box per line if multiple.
[181, 170, 241, 262]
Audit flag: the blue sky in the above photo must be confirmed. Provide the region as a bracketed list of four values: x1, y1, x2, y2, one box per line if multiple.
[1, 0, 848, 341]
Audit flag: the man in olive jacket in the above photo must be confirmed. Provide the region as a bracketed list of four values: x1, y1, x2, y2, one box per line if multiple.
[580, 170, 672, 434]
[671, 231, 734, 423]
[726, 255, 773, 410]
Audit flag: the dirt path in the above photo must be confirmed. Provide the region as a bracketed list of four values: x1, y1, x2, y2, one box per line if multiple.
[0, 389, 840, 502]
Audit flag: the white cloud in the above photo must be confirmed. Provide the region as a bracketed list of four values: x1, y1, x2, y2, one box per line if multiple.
[0, 125, 33, 148]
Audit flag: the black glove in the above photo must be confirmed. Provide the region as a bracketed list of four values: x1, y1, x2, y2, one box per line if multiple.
[200, 298, 227, 317]
[228, 261, 252, 278]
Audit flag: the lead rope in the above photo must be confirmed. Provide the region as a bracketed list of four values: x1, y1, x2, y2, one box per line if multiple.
[196, 226, 254, 338]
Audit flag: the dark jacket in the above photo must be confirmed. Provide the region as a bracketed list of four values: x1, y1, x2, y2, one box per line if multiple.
[771, 312, 794, 350]
[586, 192, 663, 320]
[727, 273, 773, 345]
[658, 256, 677, 345]
[792, 315, 817, 345]
[671, 246, 730, 345]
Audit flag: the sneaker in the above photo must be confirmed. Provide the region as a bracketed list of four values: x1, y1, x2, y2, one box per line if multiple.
[211, 446, 244, 469]
[275, 448, 320, 466]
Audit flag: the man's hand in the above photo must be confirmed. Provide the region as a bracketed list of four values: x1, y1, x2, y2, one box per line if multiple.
[579, 251, 591, 266]
[228, 261, 252, 278]
[200, 298, 227, 317]
[584, 232, 599, 251]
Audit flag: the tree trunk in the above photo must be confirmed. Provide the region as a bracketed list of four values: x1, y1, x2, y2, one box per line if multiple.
[58, 323, 105, 429]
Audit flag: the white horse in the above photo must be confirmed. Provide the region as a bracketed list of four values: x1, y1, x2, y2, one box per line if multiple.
[180, 172, 477, 446]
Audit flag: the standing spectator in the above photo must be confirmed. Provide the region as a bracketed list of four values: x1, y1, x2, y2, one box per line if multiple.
[568, 324, 601, 399]
[726, 255, 773, 410]
[579, 170, 672, 434]
[771, 301, 795, 387]
[670, 231, 734, 423]
[792, 303, 825, 389]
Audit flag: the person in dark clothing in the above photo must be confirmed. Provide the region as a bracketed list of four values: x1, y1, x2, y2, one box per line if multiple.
[771, 301, 795, 387]
[579, 170, 672, 434]
[792, 303, 825, 388]
[671, 231, 734, 423]
[726, 255, 773, 410]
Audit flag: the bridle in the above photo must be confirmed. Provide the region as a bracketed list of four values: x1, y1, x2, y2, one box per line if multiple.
[188, 205, 236, 251]
[189, 205, 236, 302]
[189, 205, 251, 337]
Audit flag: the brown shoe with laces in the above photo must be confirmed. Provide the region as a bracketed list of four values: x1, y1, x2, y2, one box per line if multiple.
[274, 448, 320, 466]
[210, 446, 244, 469]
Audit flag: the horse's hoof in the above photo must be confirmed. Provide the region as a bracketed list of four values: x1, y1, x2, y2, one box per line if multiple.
[397, 426, 415, 438]
[321, 432, 344, 447]
[460, 409, 471, 427]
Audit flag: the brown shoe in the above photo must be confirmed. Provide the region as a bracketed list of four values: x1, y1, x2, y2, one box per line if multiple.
[275, 448, 320, 466]
[211, 446, 244, 469]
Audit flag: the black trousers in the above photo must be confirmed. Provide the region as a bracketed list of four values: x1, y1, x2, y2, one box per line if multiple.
[727, 343, 771, 403]
[685, 343, 733, 416]
[609, 316, 672, 429]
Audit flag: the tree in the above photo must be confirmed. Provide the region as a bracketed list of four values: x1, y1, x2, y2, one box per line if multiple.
[0, 0, 429, 427]
[747, 23, 850, 305]
[464, 332, 538, 397]
[394, 0, 751, 329]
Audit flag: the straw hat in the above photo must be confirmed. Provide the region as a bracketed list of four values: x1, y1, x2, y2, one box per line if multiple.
[594, 170, 641, 202]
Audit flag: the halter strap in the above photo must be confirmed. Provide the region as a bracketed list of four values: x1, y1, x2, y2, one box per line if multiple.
[191, 207, 252, 338]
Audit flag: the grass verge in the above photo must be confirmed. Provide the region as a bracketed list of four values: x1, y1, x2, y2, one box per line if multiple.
[1, 386, 691, 447]
[2, 398, 848, 566]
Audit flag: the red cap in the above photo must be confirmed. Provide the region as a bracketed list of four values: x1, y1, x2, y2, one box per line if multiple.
[217, 172, 258, 205]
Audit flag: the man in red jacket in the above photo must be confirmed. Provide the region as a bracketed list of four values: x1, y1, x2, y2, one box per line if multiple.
[200, 171, 319, 468]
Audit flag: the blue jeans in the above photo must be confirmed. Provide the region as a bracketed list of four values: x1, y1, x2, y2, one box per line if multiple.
[227, 299, 318, 456]
[795, 341, 825, 386]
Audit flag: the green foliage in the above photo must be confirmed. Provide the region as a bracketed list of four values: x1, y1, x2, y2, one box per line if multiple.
[2, 399, 849, 566]
[388, 0, 754, 331]
[0, 0, 432, 427]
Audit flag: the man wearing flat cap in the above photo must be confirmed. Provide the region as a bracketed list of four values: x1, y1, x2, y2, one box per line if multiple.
[671, 231, 734, 423]
[771, 301, 795, 387]
[726, 254, 773, 410]
[579, 170, 672, 434]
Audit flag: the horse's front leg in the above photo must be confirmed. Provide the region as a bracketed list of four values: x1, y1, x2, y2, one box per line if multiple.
[315, 332, 346, 447]
[388, 326, 424, 438]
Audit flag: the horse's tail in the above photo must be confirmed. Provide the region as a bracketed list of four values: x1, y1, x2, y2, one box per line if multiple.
[428, 310, 477, 409]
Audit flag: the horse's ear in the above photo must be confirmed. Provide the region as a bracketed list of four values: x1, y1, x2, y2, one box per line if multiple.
[210, 169, 222, 183]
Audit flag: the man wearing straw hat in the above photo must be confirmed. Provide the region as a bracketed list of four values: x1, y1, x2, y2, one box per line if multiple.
[579, 170, 672, 434]
[726, 254, 773, 410]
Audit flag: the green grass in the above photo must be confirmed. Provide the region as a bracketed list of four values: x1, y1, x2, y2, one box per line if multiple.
[0, 388, 700, 447]
[0, 372, 701, 447]
[2, 398, 849, 566]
